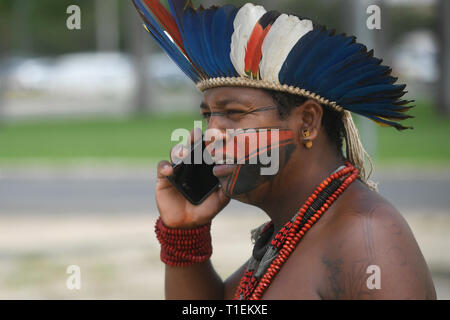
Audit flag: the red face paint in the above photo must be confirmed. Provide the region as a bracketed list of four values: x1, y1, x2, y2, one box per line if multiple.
[207, 128, 295, 197]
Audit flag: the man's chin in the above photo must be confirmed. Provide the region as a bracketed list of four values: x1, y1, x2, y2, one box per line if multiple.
[219, 178, 260, 203]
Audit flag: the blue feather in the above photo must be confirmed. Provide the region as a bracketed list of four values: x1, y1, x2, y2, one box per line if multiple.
[182, 8, 206, 77]
[316, 52, 382, 98]
[325, 48, 380, 83]
[315, 51, 369, 97]
[290, 30, 340, 88]
[210, 7, 228, 76]
[359, 113, 413, 130]
[186, 7, 210, 76]
[167, 0, 209, 78]
[341, 84, 406, 100]
[326, 65, 391, 99]
[222, 6, 239, 76]
[307, 35, 356, 89]
[279, 28, 323, 85]
[212, 5, 238, 77]
[168, 0, 187, 33]
[143, 22, 198, 81]
[345, 104, 413, 119]
[132, 0, 199, 82]
[339, 90, 406, 106]
[199, 8, 218, 77]
[293, 31, 346, 88]
[332, 54, 383, 83]
[133, 1, 414, 128]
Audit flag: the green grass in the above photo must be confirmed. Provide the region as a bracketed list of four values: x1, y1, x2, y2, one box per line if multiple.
[0, 113, 200, 165]
[374, 101, 450, 166]
[0, 102, 449, 166]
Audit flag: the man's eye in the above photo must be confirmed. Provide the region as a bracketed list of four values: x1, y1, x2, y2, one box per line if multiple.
[226, 110, 245, 116]
[202, 112, 212, 119]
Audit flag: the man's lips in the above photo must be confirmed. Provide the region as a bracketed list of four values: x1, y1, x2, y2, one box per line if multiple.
[211, 152, 236, 178]
[212, 164, 236, 177]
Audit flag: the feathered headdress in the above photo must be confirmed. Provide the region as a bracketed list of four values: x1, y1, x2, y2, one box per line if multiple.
[132, 0, 414, 189]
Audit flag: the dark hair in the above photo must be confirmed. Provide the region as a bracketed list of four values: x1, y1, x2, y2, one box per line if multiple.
[264, 89, 345, 155]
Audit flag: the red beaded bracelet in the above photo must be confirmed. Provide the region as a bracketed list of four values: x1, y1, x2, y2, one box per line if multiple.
[154, 217, 213, 267]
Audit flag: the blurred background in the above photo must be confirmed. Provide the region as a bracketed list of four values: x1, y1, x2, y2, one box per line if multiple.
[0, 0, 449, 299]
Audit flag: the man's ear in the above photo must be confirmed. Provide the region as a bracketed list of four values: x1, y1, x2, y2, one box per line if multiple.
[289, 99, 323, 143]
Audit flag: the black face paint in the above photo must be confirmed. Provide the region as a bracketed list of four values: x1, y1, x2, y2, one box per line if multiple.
[221, 128, 296, 197]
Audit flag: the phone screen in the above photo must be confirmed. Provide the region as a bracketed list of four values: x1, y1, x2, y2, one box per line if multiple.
[166, 139, 220, 205]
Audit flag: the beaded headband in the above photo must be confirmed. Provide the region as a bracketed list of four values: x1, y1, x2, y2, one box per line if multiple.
[132, 0, 415, 189]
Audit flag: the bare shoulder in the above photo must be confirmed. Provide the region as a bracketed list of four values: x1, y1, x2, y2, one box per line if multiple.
[317, 180, 437, 300]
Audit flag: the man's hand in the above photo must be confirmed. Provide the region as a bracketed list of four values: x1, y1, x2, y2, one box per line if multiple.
[156, 129, 230, 229]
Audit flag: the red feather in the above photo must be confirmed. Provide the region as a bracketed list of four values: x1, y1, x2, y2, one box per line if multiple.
[244, 23, 272, 78]
[143, 0, 185, 52]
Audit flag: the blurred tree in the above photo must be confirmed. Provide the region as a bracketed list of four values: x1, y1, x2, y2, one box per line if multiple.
[0, 0, 435, 57]
[126, 0, 154, 115]
[12, 0, 33, 55]
[0, 66, 4, 126]
[382, 2, 435, 44]
[0, 0, 440, 116]
[95, 0, 120, 51]
[0, 0, 97, 56]
[194, 0, 345, 30]
[437, 0, 450, 115]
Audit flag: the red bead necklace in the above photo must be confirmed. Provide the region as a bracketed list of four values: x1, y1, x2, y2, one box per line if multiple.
[234, 162, 359, 300]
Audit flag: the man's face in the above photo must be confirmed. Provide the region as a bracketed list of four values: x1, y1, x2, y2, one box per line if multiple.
[201, 86, 298, 203]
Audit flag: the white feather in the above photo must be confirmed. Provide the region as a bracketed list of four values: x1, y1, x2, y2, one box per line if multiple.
[230, 3, 266, 77]
[260, 14, 313, 83]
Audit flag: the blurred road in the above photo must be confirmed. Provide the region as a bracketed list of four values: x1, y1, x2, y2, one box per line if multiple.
[0, 166, 449, 215]
[0, 165, 449, 300]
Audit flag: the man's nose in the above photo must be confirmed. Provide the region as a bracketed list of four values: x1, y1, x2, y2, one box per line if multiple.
[204, 127, 226, 150]
[206, 113, 228, 132]
[205, 115, 227, 137]
[204, 117, 229, 154]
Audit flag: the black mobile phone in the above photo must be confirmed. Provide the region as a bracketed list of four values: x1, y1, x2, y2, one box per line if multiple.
[166, 139, 220, 205]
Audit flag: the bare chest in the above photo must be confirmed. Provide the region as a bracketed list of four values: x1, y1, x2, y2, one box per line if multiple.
[260, 235, 326, 300]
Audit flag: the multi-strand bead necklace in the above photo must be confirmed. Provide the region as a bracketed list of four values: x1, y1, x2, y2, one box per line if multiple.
[235, 162, 359, 300]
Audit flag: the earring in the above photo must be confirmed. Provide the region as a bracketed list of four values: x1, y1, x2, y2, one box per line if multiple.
[302, 129, 313, 149]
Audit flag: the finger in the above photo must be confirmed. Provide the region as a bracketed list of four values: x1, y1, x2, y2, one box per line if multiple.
[157, 160, 173, 179]
[195, 187, 230, 222]
[205, 186, 230, 210]
[217, 186, 231, 205]
[170, 144, 190, 164]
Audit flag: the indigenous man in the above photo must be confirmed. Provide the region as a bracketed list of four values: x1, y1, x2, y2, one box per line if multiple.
[133, 0, 436, 299]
